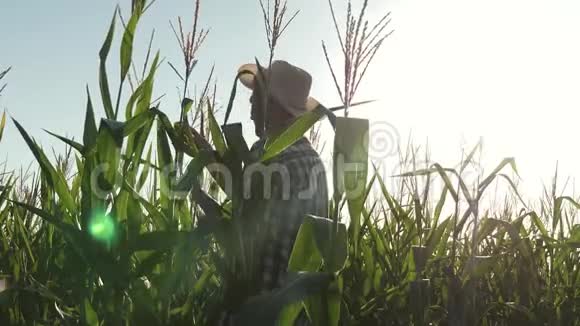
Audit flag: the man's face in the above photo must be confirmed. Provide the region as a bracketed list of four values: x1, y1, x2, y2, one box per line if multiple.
[250, 89, 294, 138]
[250, 90, 265, 137]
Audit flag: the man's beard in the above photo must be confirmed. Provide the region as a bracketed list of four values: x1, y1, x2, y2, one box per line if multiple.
[254, 124, 264, 138]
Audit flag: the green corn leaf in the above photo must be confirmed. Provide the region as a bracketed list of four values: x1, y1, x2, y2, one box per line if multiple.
[44, 130, 85, 154]
[158, 239, 194, 299]
[199, 122, 243, 199]
[362, 204, 386, 257]
[134, 251, 167, 278]
[433, 187, 448, 224]
[134, 52, 160, 116]
[113, 189, 131, 227]
[130, 288, 162, 325]
[328, 99, 376, 112]
[289, 215, 348, 274]
[460, 139, 482, 173]
[236, 272, 334, 326]
[193, 187, 226, 222]
[478, 158, 518, 193]
[156, 121, 174, 208]
[497, 173, 527, 208]
[130, 231, 190, 252]
[485, 218, 533, 258]
[288, 219, 324, 273]
[462, 255, 498, 281]
[528, 211, 549, 239]
[99, 9, 117, 119]
[223, 70, 247, 125]
[82, 299, 99, 326]
[157, 111, 198, 157]
[333, 117, 369, 257]
[123, 108, 157, 137]
[375, 165, 406, 220]
[453, 171, 473, 204]
[120, 153, 159, 170]
[473, 219, 500, 244]
[301, 278, 342, 326]
[553, 196, 580, 232]
[222, 123, 250, 163]
[83, 87, 98, 149]
[479, 302, 536, 324]
[282, 216, 346, 326]
[0, 176, 12, 203]
[261, 106, 327, 162]
[394, 165, 465, 205]
[10, 200, 89, 259]
[394, 166, 455, 178]
[207, 98, 227, 156]
[80, 151, 99, 231]
[182, 98, 194, 115]
[136, 144, 153, 191]
[0, 111, 6, 142]
[555, 196, 580, 210]
[394, 168, 433, 178]
[120, 7, 142, 82]
[425, 217, 450, 259]
[125, 103, 157, 186]
[431, 163, 459, 202]
[12, 119, 77, 214]
[192, 264, 213, 296]
[12, 209, 36, 265]
[125, 83, 144, 120]
[362, 242, 375, 288]
[174, 150, 216, 197]
[124, 182, 170, 229]
[95, 119, 124, 193]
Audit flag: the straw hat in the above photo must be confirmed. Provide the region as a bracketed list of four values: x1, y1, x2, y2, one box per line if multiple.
[237, 60, 320, 117]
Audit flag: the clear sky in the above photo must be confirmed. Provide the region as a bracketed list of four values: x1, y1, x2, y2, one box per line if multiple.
[1, 0, 580, 200]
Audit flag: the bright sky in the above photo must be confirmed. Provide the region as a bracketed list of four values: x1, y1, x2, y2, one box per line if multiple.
[1, 0, 579, 201]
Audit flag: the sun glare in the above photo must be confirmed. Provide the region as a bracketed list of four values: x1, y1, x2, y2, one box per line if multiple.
[88, 213, 116, 244]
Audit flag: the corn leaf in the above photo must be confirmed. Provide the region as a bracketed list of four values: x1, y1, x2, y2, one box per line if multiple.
[130, 231, 190, 252]
[0, 111, 6, 142]
[44, 130, 85, 154]
[83, 87, 98, 149]
[207, 99, 227, 156]
[222, 123, 250, 163]
[182, 98, 194, 115]
[12, 119, 77, 215]
[333, 117, 369, 257]
[82, 299, 99, 326]
[261, 106, 327, 162]
[99, 9, 117, 119]
[236, 272, 334, 326]
[120, 7, 142, 82]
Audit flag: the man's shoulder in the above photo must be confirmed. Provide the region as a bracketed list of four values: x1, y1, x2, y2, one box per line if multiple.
[250, 137, 320, 162]
[272, 138, 322, 163]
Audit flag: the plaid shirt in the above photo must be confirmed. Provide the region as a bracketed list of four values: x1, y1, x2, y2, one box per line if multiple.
[219, 137, 328, 325]
[247, 136, 329, 292]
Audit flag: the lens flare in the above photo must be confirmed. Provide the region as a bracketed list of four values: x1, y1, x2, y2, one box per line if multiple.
[88, 213, 116, 243]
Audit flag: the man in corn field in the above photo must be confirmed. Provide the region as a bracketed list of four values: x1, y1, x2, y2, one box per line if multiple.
[228, 60, 328, 324]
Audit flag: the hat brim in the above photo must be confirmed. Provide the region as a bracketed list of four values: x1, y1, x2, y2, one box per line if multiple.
[237, 63, 320, 113]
